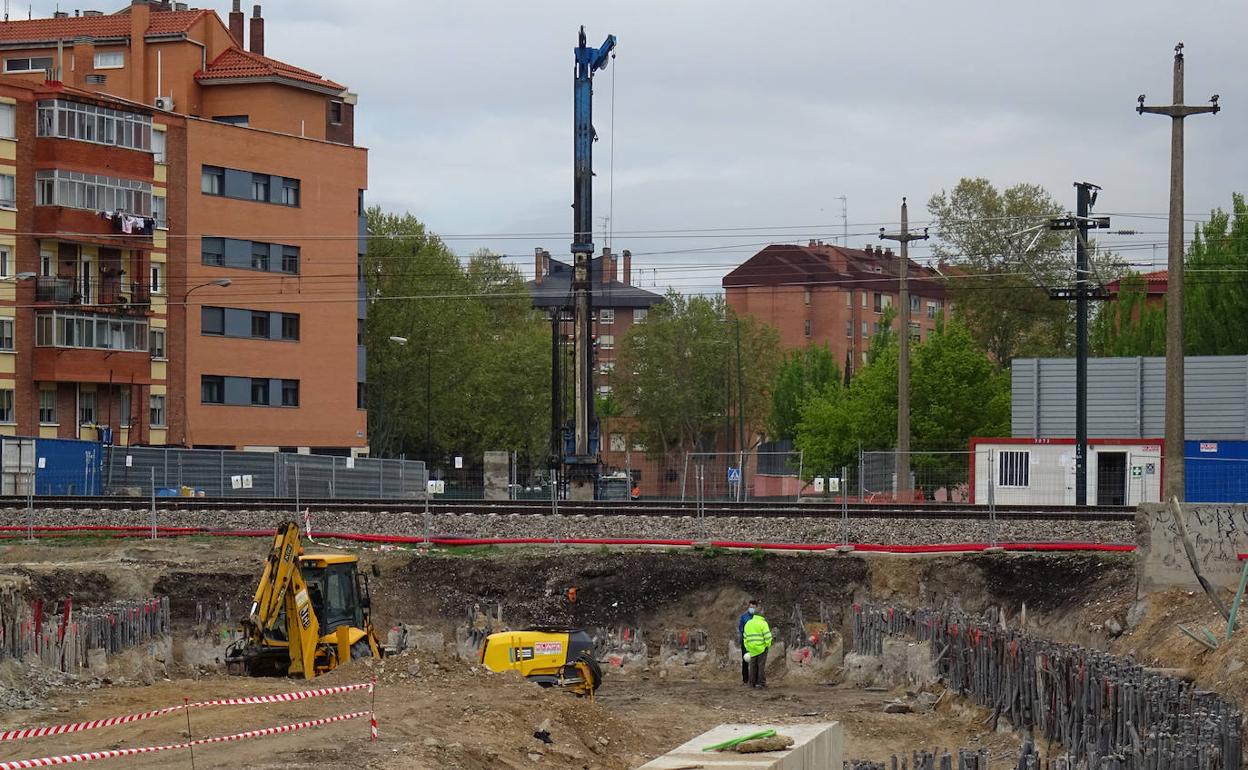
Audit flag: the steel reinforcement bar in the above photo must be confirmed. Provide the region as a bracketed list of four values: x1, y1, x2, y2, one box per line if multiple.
[0, 496, 1133, 521]
[852, 603, 1243, 769]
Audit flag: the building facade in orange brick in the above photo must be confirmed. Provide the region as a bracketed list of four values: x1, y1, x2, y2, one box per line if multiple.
[724, 240, 951, 371]
[0, 0, 366, 452]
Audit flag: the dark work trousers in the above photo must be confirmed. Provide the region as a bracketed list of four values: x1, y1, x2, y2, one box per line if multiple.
[748, 648, 768, 687]
[741, 642, 749, 684]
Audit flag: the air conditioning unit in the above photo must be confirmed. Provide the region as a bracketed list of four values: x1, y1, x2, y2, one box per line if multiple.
[154, 95, 175, 112]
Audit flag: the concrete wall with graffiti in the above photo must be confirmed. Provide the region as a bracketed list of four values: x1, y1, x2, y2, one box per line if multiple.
[1137, 504, 1248, 592]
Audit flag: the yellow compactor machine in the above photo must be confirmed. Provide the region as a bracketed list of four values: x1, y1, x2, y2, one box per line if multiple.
[226, 522, 382, 678]
[480, 629, 604, 695]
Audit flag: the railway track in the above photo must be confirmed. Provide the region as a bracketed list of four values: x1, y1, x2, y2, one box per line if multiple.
[0, 496, 1134, 521]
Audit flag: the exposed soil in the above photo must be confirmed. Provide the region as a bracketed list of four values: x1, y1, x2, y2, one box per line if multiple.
[0, 535, 1232, 768]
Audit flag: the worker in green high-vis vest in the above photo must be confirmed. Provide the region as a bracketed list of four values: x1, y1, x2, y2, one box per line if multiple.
[742, 607, 773, 689]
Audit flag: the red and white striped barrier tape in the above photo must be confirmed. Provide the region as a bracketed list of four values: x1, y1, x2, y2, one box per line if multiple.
[0, 682, 373, 742]
[0, 710, 371, 770]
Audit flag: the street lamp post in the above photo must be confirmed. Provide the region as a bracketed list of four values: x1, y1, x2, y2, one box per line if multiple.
[181, 277, 232, 446]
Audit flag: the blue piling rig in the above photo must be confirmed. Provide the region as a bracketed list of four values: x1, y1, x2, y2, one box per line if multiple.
[560, 27, 615, 496]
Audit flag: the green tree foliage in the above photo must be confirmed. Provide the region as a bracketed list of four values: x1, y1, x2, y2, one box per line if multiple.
[769, 345, 842, 440]
[1090, 274, 1165, 356]
[1187, 193, 1248, 355]
[927, 178, 1070, 364]
[363, 208, 549, 465]
[795, 320, 1009, 486]
[614, 292, 782, 462]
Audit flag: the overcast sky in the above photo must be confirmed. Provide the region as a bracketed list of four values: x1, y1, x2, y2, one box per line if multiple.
[41, 1, 1248, 293]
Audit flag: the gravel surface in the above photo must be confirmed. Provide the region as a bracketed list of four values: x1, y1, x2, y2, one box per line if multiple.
[0, 507, 1134, 545]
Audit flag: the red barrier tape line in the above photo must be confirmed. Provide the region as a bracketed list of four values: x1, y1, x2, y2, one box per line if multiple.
[0, 711, 370, 770]
[0, 525, 1137, 553]
[0, 682, 373, 742]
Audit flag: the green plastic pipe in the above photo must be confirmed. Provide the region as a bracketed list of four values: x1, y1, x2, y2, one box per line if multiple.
[702, 728, 776, 752]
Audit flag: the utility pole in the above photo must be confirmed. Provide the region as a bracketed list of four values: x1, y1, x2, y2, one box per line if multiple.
[567, 27, 616, 500]
[1137, 43, 1220, 502]
[1048, 184, 1109, 506]
[879, 198, 927, 502]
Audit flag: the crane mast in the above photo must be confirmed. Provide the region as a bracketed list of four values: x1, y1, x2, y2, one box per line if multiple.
[565, 26, 616, 500]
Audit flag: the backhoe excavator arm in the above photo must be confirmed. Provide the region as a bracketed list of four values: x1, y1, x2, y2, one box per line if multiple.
[245, 522, 321, 679]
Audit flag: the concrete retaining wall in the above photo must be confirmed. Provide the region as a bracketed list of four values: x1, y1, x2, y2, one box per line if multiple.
[638, 722, 843, 769]
[1136, 503, 1248, 592]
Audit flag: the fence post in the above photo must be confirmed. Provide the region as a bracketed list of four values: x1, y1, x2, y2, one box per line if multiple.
[273, 452, 280, 497]
[330, 456, 336, 499]
[24, 469, 34, 543]
[841, 465, 850, 547]
[294, 463, 301, 514]
[987, 451, 998, 547]
[796, 450, 804, 502]
[857, 445, 864, 503]
[219, 450, 225, 497]
[149, 468, 156, 540]
[163, 446, 169, 487]
[397, 459, 403, 499]
[379, 459, 385, 498]
[680, 453, 689, 503]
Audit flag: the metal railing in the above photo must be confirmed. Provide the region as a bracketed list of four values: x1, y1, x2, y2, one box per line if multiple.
[35, 276, 151, 307]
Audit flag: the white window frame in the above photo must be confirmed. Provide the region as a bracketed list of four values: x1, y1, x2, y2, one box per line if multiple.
[150, 262, 164, 295]
[634, 308, 647, 323]
[39, 251, 53, 277]
[118, 386, 131, 427]
[38, 388, 56, 425]
[609, 433, 626, 452]
[77, 387, 96, 426]
[151, 129, 166, 163]
[0, 174, 14, 209]
[0, 103, 14, 140]
[0, 318, 12, 351]
[149, 328, 166, 360]
[149, 394, 166, 427]
[996, 450, 1031, 488]
[0, 245, 10, 277]
[598, 308, 615, 325]
[4, 56, 52, 74]
[93, 51, 124, 69]
[0, 388, 13, 423]
[598, 333, 615, 350]
[597, 384, 612, 396]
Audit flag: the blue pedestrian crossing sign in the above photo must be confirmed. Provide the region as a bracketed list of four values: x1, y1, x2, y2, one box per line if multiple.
[727, 467, 741, 483]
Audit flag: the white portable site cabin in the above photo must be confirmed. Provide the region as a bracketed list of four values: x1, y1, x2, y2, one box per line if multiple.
[969, 438, 1163, 506]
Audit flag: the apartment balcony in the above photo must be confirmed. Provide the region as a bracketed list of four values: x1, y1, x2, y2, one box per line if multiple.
[33, 309, 152, 385]
[33, 206, 154, 250]
[35, 276, 150, 314]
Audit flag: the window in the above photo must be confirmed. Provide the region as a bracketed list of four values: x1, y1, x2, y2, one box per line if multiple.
[153, 195, 166, 229]
[0, 175, 14, 208]
[0, 318, 11, 350]
[251, 173, 270, 202]
[0, 389, 12, 423]
[0, 103, 13, 139]
[634, 308, 647, 323]
[845, 292, 852, 308]
[78, 389, 95, 425]
[599, 308, 615, 325]
[597, 361, 614, 375]
[280, 313, 299, 341]
[910, 295, 920, 312]
[280, 178, 299, 206]
[250, 312, 270, 338]
[804, 287, 812, 307]
[873, 293, 883, 312]
[861, 292, 868, 308]
[93, 51, 124, 69]
[201, 166, 224, 195]
[846, 320, 853, 338]
[356, 382, 366, 409]
[38, 389, 56, 424]
[201, 306, 224, 335]
[149, 394, 166, 427]
[5, 56, 53, 73]
[804, 319, 811, 338]
[213, 115, 249, 126]
[997, 450, 1030, 488]
[597, 384, 611, 396]
[250, 243, 270, 271]
[35, 311, 147, 351]
[281, 379, 299, 407]
[151, 129, 166, 163]
[202, 237, 224, 266]
[909, 322, 921, 340]
[150, 263, 163, 295]
[329, 100, 343, 124]
[36, 99, 150, 150]
[609, 433, 626, 452]
[201, 375, 224, 404]
[356, 318, 364, 345]
[149, 328, 166, 359]
[0, 246, 9, 277]
[250, 378, 270, 406]
[35, 169, 152, 215]
[280, 245, 299, 274]
[39, 252, 52, 277]
[861, 321, 868, 338]
[598, 334, 615, 350]
[927, 300, 941, 320]
[118, 387, 131, 427]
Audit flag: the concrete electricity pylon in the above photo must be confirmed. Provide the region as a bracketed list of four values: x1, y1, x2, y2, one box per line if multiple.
[1137, 43, 1220, 502]
[880, 198, 928, 501]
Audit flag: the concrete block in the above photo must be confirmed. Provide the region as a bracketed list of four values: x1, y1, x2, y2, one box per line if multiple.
[1137, 503, 1248, 593]
[637, 722, 843, 769]
[483, 451, 510, 501]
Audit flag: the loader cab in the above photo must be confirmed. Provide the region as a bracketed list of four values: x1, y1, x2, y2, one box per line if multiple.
[298, 554, 368, 634]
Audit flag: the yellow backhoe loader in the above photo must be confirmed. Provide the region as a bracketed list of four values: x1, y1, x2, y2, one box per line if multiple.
[226, 522, 382, 678]
[480, 629, 603, 695]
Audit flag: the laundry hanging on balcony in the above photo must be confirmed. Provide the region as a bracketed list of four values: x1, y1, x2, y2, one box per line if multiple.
[97, 210, 155, 236]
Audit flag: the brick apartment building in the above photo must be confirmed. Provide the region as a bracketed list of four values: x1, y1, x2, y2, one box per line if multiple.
[0, 0, 366, 453]
[527, 247, 665, 483]
[724, 240, 951, 372]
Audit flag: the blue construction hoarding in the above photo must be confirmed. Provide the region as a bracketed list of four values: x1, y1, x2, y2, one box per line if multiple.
[1186, 440, 1248, 503]
[33, 438, 104, 495]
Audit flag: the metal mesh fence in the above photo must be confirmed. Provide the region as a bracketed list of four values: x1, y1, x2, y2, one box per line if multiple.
[102, 446, 426, 499]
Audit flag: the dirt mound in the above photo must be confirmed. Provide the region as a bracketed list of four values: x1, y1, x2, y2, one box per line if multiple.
[16, 568, 113, 604]
[153, 571, 252, 621]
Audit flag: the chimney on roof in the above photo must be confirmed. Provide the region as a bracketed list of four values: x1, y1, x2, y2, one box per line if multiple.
[884, 247, 894, 259]
[602, 247, 612, 285]
[71, 36, 96, 89]
[808, 239, 817, 248]
[622, 250, 631, 286]
[534, 247, 544, 285]
[249, 4, 264, 56]
[228, 0, 244, 47]
[53, 10, 69, 17]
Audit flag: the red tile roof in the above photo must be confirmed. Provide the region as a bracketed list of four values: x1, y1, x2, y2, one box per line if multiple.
[0, 9, 208, 43]
[196, 46, 344, 91]
[723, 242, 947, 297]
[1106, 269, 1167, 295]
